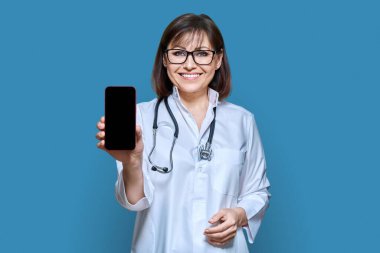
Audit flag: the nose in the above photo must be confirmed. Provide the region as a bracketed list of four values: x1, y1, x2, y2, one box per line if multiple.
[183, 53, 197, 70]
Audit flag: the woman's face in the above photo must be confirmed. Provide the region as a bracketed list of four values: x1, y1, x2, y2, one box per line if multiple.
[163, 32, 223, 96]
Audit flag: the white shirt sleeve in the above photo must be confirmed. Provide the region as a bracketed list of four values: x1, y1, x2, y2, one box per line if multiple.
[114, 104, 155, 211]
[237, 113, 271, 244]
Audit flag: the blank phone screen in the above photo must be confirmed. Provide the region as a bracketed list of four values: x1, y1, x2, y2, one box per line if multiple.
[105, 86, 136, 150]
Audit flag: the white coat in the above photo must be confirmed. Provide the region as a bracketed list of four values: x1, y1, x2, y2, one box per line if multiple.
[115, 86, 271, 253]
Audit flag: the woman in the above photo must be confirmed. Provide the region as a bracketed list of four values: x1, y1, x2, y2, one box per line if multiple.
[96, 13, 270, 253]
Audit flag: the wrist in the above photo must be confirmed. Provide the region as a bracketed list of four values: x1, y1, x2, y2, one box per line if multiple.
[234, 207, 248, 227]
[122, 160, 143, 185]
[122, 153, 141, 167]
[122, 159, 142, 176]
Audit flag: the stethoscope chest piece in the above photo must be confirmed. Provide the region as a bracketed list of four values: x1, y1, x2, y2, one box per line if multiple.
[198, 142, 213, 161]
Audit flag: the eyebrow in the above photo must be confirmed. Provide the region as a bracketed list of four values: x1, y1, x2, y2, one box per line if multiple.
[171, 45, 211, 50]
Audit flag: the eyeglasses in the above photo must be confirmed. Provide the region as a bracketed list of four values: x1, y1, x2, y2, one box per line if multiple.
[165, 49, 216, 65]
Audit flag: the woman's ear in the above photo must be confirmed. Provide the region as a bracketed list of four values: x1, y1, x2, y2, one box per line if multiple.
[163, 56, 167, 68]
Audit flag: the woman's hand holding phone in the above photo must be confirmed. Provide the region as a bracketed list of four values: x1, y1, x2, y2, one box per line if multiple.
[96, 116, 144, 165]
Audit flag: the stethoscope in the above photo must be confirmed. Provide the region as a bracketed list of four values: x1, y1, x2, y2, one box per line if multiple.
[148, 96, 216, 174]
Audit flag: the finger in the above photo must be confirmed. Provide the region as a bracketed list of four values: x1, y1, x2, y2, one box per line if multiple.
[208, 238, 225, 247]
[136, 124, 142, 137]
[135, 124, 143, 144]
[217, 232, 236, 244]
[208, 230, 236, 245]
[208, 210, 225, 224]
[207, 237, 231, 247]
[95, 131, 105, 140]
[205, 224, 236, 240]
[97, 121, 105, 130]
[100, 116, 105, 123]
[97, 140, 106, 150]
[207, 239, 223, 247]
[204, 220, 231, 234]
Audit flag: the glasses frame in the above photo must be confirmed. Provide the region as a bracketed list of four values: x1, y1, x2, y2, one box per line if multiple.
[165, 49, 217, 65]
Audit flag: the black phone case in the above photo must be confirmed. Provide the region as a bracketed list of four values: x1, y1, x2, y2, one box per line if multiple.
[105, 86, 136, 150]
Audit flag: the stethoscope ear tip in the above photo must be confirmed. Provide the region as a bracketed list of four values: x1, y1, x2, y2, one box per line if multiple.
[151, 166, 157, 171]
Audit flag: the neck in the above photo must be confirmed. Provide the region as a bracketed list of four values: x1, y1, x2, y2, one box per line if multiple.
[178, 88, 209, 112]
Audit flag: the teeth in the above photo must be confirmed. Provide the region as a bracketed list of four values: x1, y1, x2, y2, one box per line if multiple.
[181, 74, 200, 78]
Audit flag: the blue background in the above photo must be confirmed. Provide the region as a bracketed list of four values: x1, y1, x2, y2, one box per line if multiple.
[1, 0, 379, 252]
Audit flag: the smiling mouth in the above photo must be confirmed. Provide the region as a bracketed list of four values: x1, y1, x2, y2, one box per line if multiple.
[179, 73, 202, 80]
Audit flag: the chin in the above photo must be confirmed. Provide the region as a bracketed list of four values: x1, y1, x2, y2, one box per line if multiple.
[177, 84, 206, 94]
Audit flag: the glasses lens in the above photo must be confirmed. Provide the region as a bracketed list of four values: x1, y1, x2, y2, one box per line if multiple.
[167, 50, 214, 64]
[167, 49, 187, 64]
[193, 50, 214, 65]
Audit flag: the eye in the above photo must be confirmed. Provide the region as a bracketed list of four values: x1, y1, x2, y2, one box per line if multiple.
[172, 50, 187, 56]
[195, 50, 211, 57]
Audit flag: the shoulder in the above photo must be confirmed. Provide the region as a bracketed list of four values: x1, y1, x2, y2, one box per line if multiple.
[134, 98, 158, 127]
[217, 100, 255, 124]
[136, 98, 158, 114]
[216, 101, 260, 149]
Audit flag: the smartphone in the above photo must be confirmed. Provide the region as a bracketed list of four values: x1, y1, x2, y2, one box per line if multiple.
[105, 86, 136, 150]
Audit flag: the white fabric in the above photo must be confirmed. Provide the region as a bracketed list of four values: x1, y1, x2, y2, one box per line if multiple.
[115, 86, 271, 253]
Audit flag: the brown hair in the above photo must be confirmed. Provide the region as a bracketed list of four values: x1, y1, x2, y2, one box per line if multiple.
[151, 13, 231, 101]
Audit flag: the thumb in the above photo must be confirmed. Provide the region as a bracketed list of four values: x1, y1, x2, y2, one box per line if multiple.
[209, 210, 225, 224]
[136, 124, 142, 140]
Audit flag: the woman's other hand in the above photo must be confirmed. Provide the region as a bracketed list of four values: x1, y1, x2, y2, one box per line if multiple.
[95, 116, 144, 164]
[204, 207, 248, 247]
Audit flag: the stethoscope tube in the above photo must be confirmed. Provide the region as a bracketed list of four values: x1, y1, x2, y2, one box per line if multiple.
[148, 97, 176, 173]
[199, 107, 216, 161]
[148, 96, 216, 173]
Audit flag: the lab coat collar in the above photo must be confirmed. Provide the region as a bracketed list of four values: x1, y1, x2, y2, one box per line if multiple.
[171, 86, 220, 108]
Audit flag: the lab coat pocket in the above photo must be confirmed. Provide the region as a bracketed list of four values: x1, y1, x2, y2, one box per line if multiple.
[209, 148, 245, 197]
